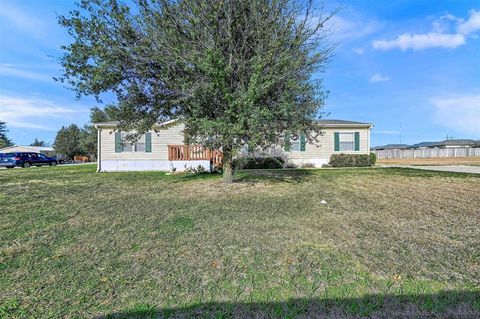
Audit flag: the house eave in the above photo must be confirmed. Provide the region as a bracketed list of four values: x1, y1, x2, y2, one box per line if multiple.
[93, 119, 180, 129]
[319, 123, 373, 129]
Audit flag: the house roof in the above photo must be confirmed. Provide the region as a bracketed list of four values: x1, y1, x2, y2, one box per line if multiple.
[93, 119, 178, 128]
[371, 144, 410, 150]
[94, 118, 373, 128]
[437, 139, 477, 146]
[411, 141, 440, 148]
[317, 119, 373, 128]
[0, 145, 54, 153]
[317, 119, 372, 125]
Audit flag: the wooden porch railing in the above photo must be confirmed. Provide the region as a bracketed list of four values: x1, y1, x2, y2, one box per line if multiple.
[167, 145, 223, 168]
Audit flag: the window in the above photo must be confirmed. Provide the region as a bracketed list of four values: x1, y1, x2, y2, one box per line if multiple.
[339, 133, 354, 151]
[121, 133, 145, 152]
[285, 132, 306, 152]
[290, 137, 300, 151]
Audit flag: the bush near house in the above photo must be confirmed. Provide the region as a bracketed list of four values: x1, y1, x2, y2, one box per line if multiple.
[329, 153, 372, 167]
[236, 157, 285, 170]
[370, 152, 377, 165]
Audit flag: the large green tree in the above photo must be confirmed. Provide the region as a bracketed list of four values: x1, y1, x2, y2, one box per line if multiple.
[0, 121, 13, 148]
[53, 124, 84, 160]
[58, 0, 334, 182]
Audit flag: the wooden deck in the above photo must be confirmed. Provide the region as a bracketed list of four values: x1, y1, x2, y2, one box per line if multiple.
[167, 145, 223, 168]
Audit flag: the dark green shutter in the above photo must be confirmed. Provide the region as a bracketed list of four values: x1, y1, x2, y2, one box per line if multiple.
[115, 131, 122, 153]
[334, 132, 340, 151]
[354, 132, 360, 151]
[284, 132, 291, 151]
[300, 132, 306, 151]
[145, 132, 152, 152]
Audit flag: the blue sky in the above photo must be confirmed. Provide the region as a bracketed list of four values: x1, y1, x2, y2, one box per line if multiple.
[0, 0, 479, 147]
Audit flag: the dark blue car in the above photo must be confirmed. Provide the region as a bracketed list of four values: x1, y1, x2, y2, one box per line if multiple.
[0, 152, 58, 169]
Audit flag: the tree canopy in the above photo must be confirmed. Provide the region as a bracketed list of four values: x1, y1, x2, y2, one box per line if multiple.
[30, 138, 48, 147]
[53, 124, 84, 160]
[0, 121, 13, 148]
[58, 0, 335, 182]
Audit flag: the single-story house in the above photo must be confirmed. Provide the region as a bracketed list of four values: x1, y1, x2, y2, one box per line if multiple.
[371, 144, 410, 151]
[435, 139, 477, 148]
[411, 139, 477, 149]
[0, 145, 55, 157]
[94, 119, 372, 172]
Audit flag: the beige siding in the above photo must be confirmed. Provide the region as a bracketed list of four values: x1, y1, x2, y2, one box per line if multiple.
[100, 123, 185, 160]
[288, 127, 371, 161]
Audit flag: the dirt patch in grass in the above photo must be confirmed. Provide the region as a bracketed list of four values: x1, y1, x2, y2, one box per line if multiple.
[0, 166, 479, 318]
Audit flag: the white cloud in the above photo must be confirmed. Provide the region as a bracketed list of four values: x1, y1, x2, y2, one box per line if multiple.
[328, 16, 377, 40]
[0, 64, 53, 82]
[430, 95, 480, 134]
[353, 47, 365, 54]
[373, 33, 465, 51]
[458, 10, 480, 35]
[373, 10, 480, 51]
[0, 95, 80, 131]
[321, 11, 381, 42]
[369, 73, 390, 82]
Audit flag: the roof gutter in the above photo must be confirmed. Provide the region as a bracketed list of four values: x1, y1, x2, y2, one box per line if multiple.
[319, 124, 373, 129]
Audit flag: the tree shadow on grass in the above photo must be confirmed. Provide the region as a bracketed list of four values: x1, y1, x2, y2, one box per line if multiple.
[235, 169, 314, 184]
[98, 290, 480, 319]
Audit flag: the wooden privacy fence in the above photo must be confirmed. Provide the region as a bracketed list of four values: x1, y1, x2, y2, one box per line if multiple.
[373, 147, 480, 159]
[167, 145, 223, 168]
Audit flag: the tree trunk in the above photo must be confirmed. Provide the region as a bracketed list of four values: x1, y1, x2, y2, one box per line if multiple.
[222, 146, 234, 184]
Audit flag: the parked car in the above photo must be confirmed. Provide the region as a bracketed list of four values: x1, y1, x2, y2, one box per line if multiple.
[0, 152, 58, 168]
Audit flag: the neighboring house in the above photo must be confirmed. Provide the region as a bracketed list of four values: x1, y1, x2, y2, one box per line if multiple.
[410, 141, 439, 149]
[0, 145, 55, 157]
[411, 139, 477, 149]
[434, 139, 477, 148]
[371, 144, 410, 151]
[94, 119, 372, 172]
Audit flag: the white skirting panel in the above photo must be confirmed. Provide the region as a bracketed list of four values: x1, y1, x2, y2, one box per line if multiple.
[290, 158, 329, 168]
[99, 160, 211, 172]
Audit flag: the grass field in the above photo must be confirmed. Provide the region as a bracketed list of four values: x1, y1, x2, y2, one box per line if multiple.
[377, 156, 480, 166]
[1, 165, 479, 318]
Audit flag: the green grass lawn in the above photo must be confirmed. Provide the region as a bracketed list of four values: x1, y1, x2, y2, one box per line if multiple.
[1, 165, 479, 318]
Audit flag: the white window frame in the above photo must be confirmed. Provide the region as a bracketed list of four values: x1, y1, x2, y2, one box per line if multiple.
[339, 132, 355, 151]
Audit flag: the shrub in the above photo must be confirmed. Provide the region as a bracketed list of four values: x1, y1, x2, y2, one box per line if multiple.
[329, 153, 372, 167]
[184, 164, 207, 174]
[284, 162, 298, 169]
[300, 162, 316, 168]
[370, 152, 377, 165]
[240, 157, 285, 169]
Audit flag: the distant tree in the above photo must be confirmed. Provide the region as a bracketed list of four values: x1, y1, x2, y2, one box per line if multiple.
[54, 124, 84, 160]
[58, 0, 334, 182]
[0, 121, 13, 148]
[30, 138, 48, 147]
